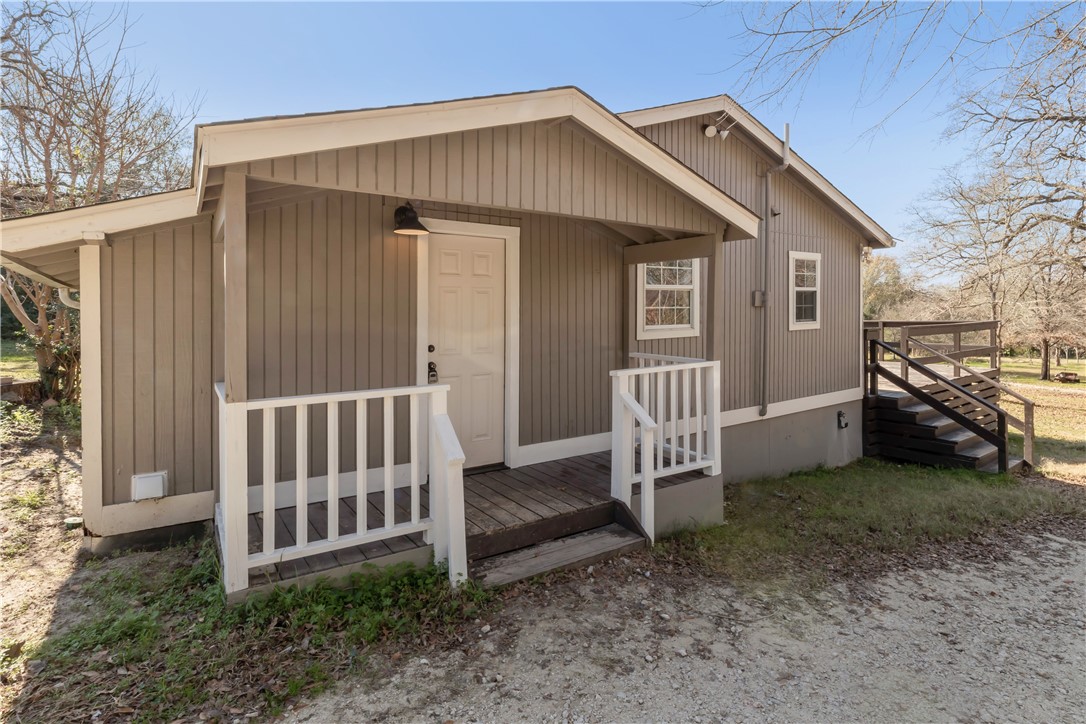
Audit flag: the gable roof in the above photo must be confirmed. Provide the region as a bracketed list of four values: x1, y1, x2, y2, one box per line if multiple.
[193, 87, 761, 240]
[620, 95, 894, 249]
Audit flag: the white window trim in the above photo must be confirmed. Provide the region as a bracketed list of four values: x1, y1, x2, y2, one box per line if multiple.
[789, 250, 821, 331]
[636, 259, 701, 341]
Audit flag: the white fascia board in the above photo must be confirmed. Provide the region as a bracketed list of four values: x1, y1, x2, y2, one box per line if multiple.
[570, 97, 760, 239]
[0, 189, 199, 254]
[620, 97, 894, 249]
[196, 88, 761, 240]
[197, 90, 577, 168]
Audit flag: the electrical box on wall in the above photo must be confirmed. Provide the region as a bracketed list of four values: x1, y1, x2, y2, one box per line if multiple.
[131, 471, 168, 501]
[752, 290, 766, 308]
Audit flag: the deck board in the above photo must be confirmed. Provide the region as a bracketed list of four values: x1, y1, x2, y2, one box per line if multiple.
[245, 450, 711, 587]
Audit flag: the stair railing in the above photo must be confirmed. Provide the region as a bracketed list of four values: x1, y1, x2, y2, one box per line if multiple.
[907, 338, 1035, 466]
[868, 339, 1010, 473]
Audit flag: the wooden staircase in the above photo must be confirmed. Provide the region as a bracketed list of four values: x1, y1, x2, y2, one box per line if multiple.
[865, 390, 1023, 472]
[468, 500, 648, 587]
[865, 339, 1028, 474]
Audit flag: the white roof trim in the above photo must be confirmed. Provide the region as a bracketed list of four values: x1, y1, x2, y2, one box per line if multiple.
[196, 88, 761, 240]
[620, 96, 894, 248]
[0, 189, 199, 254]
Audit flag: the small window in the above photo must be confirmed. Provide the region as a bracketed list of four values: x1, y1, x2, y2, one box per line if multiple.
[789, 251, 821, 330]
[636, 259, 700, 340]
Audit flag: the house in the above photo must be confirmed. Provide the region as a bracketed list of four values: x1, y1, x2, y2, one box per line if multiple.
[2, 87, 900, 598]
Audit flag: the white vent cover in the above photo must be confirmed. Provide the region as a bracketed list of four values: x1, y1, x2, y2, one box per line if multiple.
[131, 471, 168, 501]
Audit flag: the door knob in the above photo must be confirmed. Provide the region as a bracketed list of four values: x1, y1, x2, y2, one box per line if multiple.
[427, 361, 439, 383]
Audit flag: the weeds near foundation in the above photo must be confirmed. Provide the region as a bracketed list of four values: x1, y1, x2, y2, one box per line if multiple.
[8, 537, 492, 721]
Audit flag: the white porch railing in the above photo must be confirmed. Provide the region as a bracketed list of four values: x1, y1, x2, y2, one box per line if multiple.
[610, 358, 721, 542]
[215, 382, 468, 594]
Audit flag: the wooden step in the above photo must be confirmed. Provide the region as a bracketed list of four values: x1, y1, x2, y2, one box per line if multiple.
[466, 502, 613, 561]
[869, 414, 962, 439]
[978, 456, 1027, 474]
[868, 427, 981, 455]
[472, 523, 645, 588]
[872, 391, 918, 409]
[878, 439, 998, 470]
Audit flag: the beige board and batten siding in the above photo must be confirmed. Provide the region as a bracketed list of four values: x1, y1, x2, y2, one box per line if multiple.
[242, 188, 631, 485]
[99, 217, 215, 505]
[637, 114, 863, 407]
[240, 119, 724, 235]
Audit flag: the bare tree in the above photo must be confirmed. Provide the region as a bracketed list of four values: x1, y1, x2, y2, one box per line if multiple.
[909, 169, 1033, 352]
[1, 2, 199, 401]
[727, 2, 1084, 130]
[861, 253, 918, 319]
[1006, 223, 1086, 379]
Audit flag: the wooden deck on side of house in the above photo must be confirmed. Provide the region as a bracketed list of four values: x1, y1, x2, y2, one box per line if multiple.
[246, 450, 704, 587]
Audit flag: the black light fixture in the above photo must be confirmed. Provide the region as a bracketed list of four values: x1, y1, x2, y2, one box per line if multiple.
[393, 202, 428, 236]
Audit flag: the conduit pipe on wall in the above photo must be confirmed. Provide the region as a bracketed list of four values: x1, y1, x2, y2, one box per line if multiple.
[758, 124, 790, 417]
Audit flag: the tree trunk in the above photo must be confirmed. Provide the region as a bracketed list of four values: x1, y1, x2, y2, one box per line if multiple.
[1040, 338, 1051, 380]
[1055, 346, 1062, 367]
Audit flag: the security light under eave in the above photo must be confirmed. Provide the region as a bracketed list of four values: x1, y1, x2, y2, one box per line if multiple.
[393, 203, 429, 235]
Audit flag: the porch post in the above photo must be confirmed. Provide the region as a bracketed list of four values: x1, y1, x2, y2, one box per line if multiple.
[705, 233, 725, 473]
[79, 242, 104, 533]
[215, 169, 249, 594]
[220, 169, 247, 403]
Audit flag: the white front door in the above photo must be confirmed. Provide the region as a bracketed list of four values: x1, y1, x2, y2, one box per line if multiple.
[428, 234, 506, 468]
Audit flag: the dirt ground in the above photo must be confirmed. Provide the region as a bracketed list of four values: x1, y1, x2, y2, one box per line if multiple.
[0, 414, 84, 672]
[290, 531, 1086, 723]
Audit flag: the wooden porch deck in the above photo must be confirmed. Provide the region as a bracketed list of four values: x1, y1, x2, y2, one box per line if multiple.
[246, 450, 704, 587]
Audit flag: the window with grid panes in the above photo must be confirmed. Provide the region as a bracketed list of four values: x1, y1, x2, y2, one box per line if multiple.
[788, 251, 821, 330]
[636, 259, 700, 340]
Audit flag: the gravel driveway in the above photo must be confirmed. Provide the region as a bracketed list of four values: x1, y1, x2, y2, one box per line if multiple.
[290, 533, 1085, 723]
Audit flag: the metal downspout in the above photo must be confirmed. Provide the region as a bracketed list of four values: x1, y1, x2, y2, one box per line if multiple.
[758, 124, 791, 417]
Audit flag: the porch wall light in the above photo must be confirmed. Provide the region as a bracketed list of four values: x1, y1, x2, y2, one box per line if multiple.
[393, 203, 429, 235]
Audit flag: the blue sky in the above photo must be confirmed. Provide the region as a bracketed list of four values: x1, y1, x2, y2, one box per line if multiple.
[99, 2, 1038, 255]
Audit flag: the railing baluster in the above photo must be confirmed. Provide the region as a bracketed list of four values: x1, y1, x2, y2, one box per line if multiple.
[295, 404, 308, 547]
[409, 393, 420, 525]
[262, 408, 275, 554]
[656, 371, 665, 469]
[383, 396, 395, 530]
[669, 369, 678, 472]
[694, 366, 703, 463]
[682, 368, 691, 465]
[356, 399, 367, 535]
[327, 402, 339, 542]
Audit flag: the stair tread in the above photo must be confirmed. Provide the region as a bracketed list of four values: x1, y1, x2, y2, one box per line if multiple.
[953, 439, 998, 461]
[978, 456, 1026, 474]
[473, 523, 645, 588]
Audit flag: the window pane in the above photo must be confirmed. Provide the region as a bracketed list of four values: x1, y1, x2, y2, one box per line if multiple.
[794, 258, 817, 289]
[795, 290, 817, 322]
[640, 259, 698, 331]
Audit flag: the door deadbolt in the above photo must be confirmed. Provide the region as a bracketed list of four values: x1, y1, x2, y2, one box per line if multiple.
[428, 344, 435, 353]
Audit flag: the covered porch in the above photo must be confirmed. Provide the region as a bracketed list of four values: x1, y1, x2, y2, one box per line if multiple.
[202, 93, 745, 597]
[240, 449, 711, 592]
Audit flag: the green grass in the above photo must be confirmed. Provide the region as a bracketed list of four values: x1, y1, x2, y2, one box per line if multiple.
[0, 338, 37, 380]
[8, 537, 493, 722]
[965, 355, 1086, 388]
[659, 458, 1084, 589]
